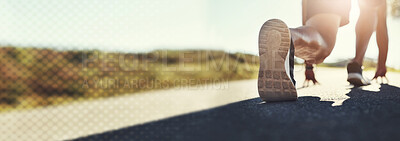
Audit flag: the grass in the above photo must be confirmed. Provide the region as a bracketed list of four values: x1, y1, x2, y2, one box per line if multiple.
[0, 47, 260, 113]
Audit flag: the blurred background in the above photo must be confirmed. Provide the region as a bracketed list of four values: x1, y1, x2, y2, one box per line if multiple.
[0, 0, 399, 111]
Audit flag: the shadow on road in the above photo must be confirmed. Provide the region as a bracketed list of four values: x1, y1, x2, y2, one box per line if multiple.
[75, 84, 400, 141]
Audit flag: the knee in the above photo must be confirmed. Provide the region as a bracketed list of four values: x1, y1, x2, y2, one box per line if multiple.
[315, 47, 332, 64]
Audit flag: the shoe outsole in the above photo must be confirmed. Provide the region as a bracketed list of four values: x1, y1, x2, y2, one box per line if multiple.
[347, 78, 365, 87]
[347, 73, 370, 87]
[258, 19, 297, 102]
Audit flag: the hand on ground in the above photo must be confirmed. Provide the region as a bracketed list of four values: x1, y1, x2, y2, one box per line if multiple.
[303, 69, 319, 87]
[373, 66, 388, 84]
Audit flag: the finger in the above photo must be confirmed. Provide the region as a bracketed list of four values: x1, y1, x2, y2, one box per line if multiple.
[384, 76, 389, 83]
[303, 80, 309, 87]
[372, 75, 378, 80]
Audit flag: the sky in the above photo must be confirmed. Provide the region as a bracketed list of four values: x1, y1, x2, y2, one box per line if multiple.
[0, 0, 399, 69]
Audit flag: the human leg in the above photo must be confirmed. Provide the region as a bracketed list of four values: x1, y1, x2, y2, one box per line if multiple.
[374, 2, 389, 81]
[294, 0, 350, 87]
[291, 14, 341, 64]
[291, 14, 341, 87]
[347, 6, 376, 86]
[352, 4, 378, 65]
[257, 0, 349, 101]
[348, 0, 388, 86]
[257, 15, 341, 100]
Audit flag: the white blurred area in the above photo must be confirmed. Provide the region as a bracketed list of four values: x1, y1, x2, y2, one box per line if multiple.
[0, 0, 399, 69]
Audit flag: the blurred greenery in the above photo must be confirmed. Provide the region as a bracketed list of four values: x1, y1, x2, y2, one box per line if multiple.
[0, 47, 260, 113]
[391, 0, 400, 17]
[317, 57, 399, 72]
[1, 46, 398, 113]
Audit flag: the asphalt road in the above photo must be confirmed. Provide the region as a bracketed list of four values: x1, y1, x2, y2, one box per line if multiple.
[2, 67, 400, 141]
[75, 68, 400, 141]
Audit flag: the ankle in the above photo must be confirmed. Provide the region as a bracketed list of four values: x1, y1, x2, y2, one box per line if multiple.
[351, 58, 363, 66]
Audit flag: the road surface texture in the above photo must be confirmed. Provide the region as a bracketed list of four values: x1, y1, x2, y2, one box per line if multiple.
[75, 67, 400, 141]
[1, 67, 400, 141]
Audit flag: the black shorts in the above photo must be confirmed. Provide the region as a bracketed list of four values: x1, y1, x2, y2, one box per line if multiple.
[303, 0, 351, 27]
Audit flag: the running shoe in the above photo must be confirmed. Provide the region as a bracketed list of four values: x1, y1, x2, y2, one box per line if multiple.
[347, 61, 370, 86]
[258, 19, 297, 102]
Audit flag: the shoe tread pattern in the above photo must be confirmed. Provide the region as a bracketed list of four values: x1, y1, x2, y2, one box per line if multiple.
[258, 19, 297, 102]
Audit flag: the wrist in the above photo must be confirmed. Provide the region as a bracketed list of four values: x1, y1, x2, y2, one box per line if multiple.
[377, 59, 386, 67]
[377, 63, 386, 68]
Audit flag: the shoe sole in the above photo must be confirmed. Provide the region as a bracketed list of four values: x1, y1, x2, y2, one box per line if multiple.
[258, 19, 297, 102]
[347, 73, 370, 86]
